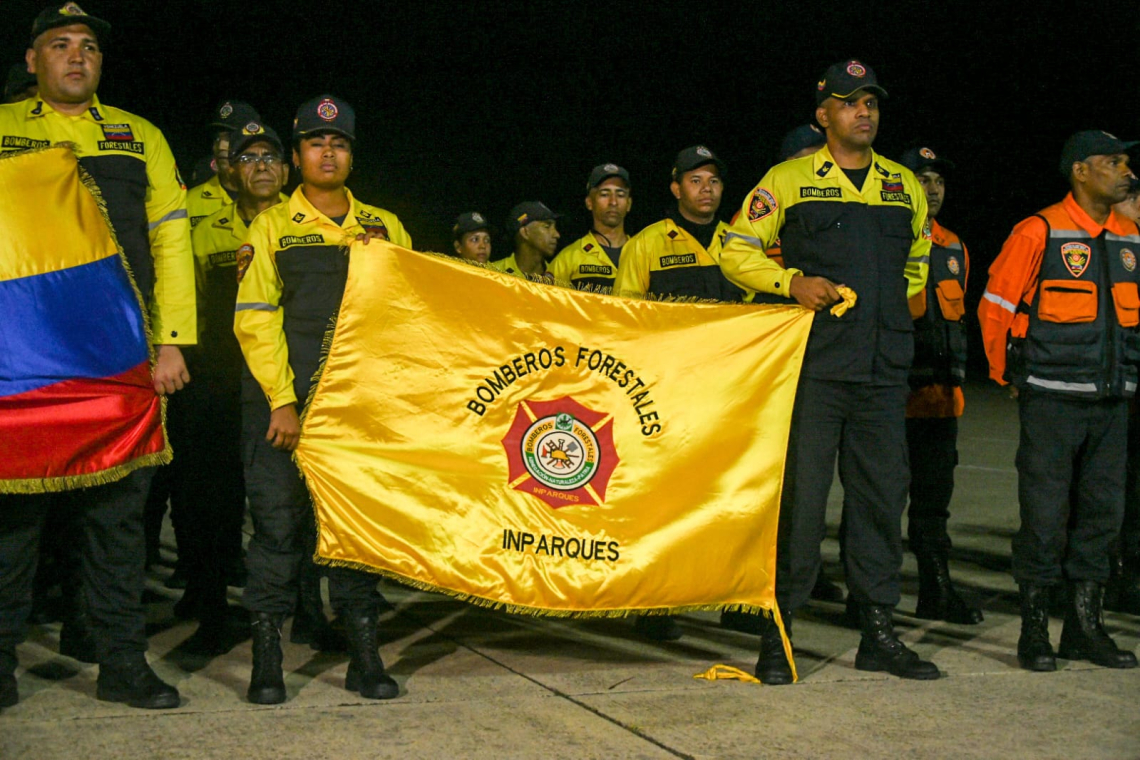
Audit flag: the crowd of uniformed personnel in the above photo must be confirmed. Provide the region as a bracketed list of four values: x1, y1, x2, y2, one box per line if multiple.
[2, 3, 1139, 713]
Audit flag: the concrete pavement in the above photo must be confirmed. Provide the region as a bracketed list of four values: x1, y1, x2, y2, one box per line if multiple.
[2, 382, 1138, 759]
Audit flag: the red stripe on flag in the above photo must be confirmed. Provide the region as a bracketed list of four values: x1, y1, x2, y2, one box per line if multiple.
[0, 362, 164, 480]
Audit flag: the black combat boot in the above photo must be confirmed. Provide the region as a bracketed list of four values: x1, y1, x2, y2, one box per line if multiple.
[290, 569, 347, 652]
[753, 613, 794, 685]
[344, 610, 398, 700]
[1057, 581, 1138, 669]
[247, 613, 287, 704]
[96, 654, 180, 709]
[854, 605, 941, 679]
[1017, 584, 1056, 671]
[720, 609, 766, 635]
[913, 544, 984, 624]
[633, 615, 682, 641]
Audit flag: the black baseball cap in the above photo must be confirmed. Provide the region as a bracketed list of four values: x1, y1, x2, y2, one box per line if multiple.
[779, 124, 826, 161]
[506, 202, 560, 234]
[900, 146, 956, 178]
[293, 94, 355, 141]
[1059, 130, 1138, 179]
[30, 3, 109, 46]
[586, 163, 630, 192]
[4, 64, 36, 101]
[672, 145, 725, 180]
[453, 211, 492, 239]
[227, 121, 284, 161]
[209, 100, 260, 131]
[816, 59, 888, 106]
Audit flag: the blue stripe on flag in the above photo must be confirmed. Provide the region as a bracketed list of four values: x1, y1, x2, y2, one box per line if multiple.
[0, 256, 148, 397]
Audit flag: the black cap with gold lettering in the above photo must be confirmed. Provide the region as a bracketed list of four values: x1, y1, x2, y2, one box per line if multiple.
[30, 3, 110, 46]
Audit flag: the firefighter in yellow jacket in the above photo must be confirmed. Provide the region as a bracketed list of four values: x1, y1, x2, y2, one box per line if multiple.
[185, 100, 260, 227]
[551, 163, 632, 289]
[614, 145, 742, 302]
[720, 60, 936, 684]
[235, 95, 410, 704]
[0, 3, 193, 712]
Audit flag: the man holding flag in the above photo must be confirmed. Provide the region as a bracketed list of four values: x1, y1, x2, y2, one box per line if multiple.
[0, 4, 194, 711]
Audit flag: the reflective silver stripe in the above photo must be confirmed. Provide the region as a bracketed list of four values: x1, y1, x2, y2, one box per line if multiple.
[911, 254, 930, 265]
[943, 242, 964, 250]
[1107, 232, 1140, 244]
[723, 231, 766, 249]
[1047, 229, 1089, 239]
[235, 303, 279, 312]
[951, 368, 967, 378]
[148, 208, 189, 230]
[1026, 376, 1098, 393]
[982, 289, 1017, 314]
[1128, 381, 1138, 393]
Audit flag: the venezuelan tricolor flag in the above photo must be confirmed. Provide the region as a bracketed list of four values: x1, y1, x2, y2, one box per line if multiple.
[0, 145, 169, 493]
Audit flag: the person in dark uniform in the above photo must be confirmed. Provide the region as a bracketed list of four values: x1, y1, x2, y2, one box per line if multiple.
[234, 95, 409, 703]
[174, 122, 291, 654]
[0, 3, 195, 711]
[720, 60, 939, 683]
[979, 130, 1139, 671]
[1109, 188, 1140, 614]
[897, 146, 983, 625]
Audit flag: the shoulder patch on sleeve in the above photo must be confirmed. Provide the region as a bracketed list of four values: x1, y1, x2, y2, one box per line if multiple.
[748, 188, 778, 222]
[236, 244, 254, 283]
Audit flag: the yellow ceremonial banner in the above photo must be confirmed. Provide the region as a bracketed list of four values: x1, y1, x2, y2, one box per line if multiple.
[295, 242, 811, 622]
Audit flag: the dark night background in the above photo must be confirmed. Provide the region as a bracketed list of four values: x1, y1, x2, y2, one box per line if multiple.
[4, 0, 1138, 373]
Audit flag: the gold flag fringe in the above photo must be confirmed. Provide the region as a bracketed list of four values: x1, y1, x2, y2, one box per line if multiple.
[0, 145, 172, 494]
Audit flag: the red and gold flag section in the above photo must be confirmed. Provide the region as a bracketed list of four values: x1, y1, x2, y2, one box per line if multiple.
[296, 241, 811, 621]
[0, 145, 167, 493]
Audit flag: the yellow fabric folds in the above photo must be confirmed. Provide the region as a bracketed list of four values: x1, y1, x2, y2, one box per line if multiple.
[296, 242, 811, 635]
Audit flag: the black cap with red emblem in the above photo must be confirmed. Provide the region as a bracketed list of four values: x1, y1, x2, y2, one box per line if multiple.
[293, 94, 355, 141]
[815, 59, 888, 106]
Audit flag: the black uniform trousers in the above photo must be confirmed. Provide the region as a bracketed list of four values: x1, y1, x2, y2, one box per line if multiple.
[241, 393, 378, 616]
[1122, 402, 1140, 559]
[905, 416, 958, 549]
[171, 362, 247, 614]
[777, 377, 909, 614]
[0, 467, 154, 673]
[1013, 390, 1127, 585]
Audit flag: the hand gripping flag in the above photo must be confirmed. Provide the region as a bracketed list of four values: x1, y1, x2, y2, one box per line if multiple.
[294, 242, 811, 664]
[0, 145, 168, 493]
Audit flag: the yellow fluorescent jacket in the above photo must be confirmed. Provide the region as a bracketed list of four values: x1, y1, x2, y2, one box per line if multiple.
[550, 231, 620, 289]
[186, 174, 233, 228]
[234, 186, 412, 411]
[614, 217, 743, 301]
[720, 145, 930, 382]
[0, 95, 196, 344]
[720, 145, 929, 301]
